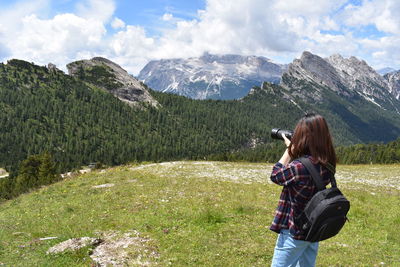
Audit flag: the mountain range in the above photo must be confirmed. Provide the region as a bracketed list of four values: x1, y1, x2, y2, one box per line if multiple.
[138, 52, 400, 102]
[138, 52, 286, 100]
[281, 52, 400, 110]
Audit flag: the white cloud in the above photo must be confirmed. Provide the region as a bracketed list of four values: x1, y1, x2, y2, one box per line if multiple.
[273, 0, 347, 16]
[0, 0, 399, 75]
[0, 0, 116, 72]
[140, 0, 357, 66]
[110, 26, 154, 56]
[111, 17, 125, 29]
[151, 0, 302, 61]
[300, 32, 359, 58]
[107, 25, 156, 73]
[162, 13, 173, 21]
[358, 35, 400, 68]
[0, 0, 50, 33]
[75, 0, 115, 22]
[372, 51, 386, 59]
[343, 0, 400, 34]
[2, 13, 106, 71]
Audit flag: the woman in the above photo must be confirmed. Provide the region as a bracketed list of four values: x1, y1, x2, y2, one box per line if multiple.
[270, 113, 336, 267]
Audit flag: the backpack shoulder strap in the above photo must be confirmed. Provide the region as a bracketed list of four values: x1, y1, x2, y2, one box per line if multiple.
[298, 157, 326, 191]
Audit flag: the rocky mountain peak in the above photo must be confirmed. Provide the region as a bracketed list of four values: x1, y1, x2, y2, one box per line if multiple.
[326, 53, 389, 98]
[327, 54, 375, 77]
[281, 51, 400, 109]
[282, 51, 348, 97]
[138, 53, 285, 100]
[67, 57, 158, 107]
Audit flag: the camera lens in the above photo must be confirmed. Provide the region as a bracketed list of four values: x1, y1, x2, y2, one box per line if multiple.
[271, 128, 293, 140]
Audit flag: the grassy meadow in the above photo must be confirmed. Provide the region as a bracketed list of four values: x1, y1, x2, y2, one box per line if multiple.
[0, 161, 399, 266]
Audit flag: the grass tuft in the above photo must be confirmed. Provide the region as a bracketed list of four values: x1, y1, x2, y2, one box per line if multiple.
[196, 209, 228, 225]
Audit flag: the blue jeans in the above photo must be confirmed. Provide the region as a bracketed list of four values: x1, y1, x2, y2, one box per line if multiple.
[271, 229, 319, 267]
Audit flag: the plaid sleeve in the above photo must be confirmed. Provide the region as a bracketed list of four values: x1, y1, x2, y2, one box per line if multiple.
[270, 161, 300, 186]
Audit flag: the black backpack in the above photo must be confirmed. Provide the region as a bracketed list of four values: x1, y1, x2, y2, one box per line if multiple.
[296, 157, 350, 242]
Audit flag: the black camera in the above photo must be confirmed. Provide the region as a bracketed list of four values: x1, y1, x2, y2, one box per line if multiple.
[271, 128, 293, 140]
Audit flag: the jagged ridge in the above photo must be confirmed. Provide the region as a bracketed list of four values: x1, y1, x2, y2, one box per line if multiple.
[138, 52, 286, 100]
[281, 51, 400, 112]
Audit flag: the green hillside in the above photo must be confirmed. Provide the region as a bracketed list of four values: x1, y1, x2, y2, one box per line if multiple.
[1, 58, 400, 182]
[336, 138, 400, 164]
[0, 59, 300, 175]
[0, 161, 398, 266]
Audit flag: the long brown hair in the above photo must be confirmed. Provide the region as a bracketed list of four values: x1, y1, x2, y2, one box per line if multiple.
[288, 113, 337, 167]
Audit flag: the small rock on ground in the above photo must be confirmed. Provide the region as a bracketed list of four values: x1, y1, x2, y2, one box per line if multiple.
[92, 183, 115, 188]
[90, 230, 159, 266]
[47, 237, 101, 254]
[46, 230, 159, 266]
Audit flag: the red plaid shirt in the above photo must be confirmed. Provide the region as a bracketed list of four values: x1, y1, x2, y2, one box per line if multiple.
[269, 156, 333, 240]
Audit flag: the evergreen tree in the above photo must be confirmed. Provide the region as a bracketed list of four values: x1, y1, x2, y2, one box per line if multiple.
[14, 154, 42, 195]
[38, 152, 58, 185]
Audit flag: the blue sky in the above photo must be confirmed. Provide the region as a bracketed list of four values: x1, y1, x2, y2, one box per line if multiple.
[0, 0, 399, 74]
[115, 0, 204, 27]
[42, 0, 206, 35]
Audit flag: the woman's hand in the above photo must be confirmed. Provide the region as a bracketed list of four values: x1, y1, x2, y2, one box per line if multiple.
[282, 133, 291, 148]
[278, 133, 292, 165]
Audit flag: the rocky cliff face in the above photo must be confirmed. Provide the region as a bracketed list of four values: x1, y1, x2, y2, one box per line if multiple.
[281, 51, 400, 110]
[67, 57, 158, 107]
[327, 54, 389, 99]
[138, 52, 286, 100]
[384, 71, 400, 99]
[281, 51, 349, 101]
